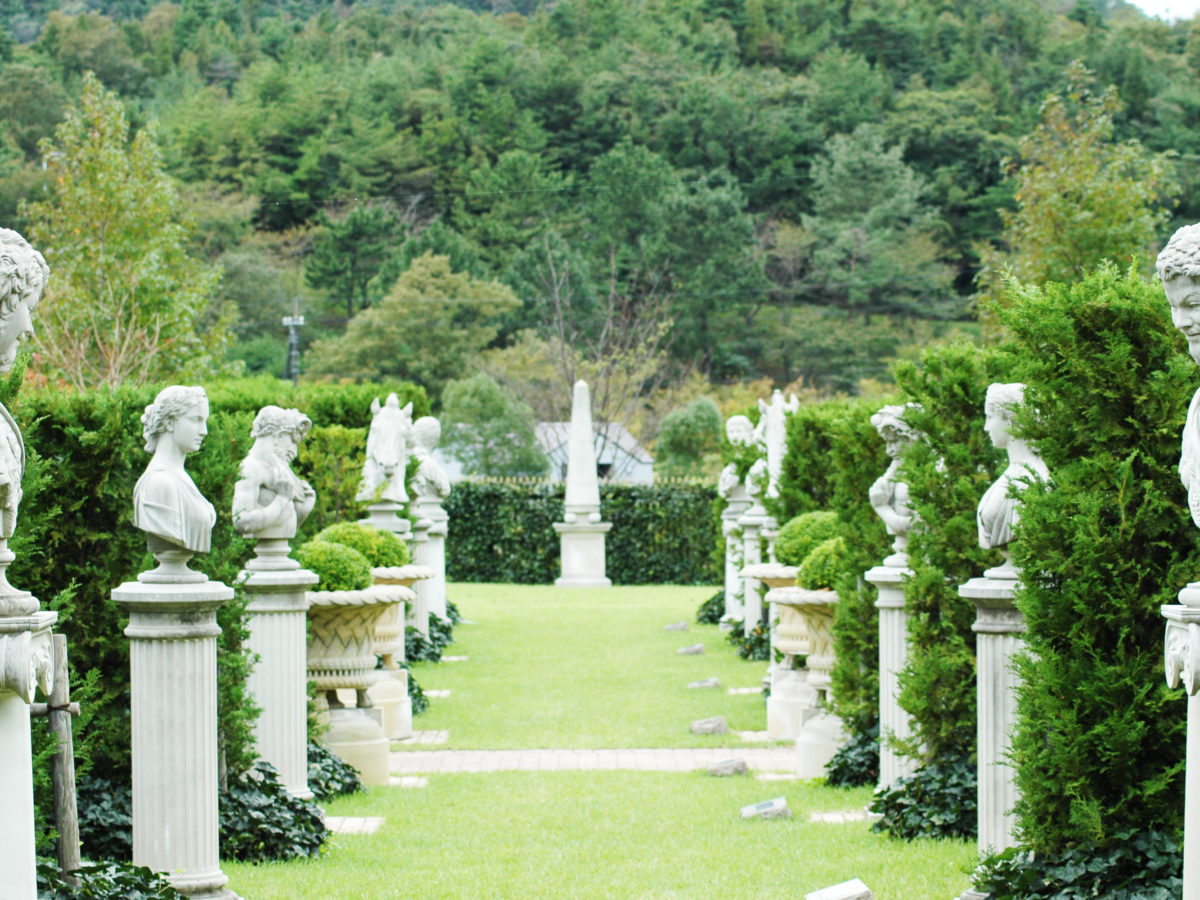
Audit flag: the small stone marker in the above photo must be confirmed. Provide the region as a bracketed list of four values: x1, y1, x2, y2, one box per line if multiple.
[688, 677, 721, 689]
[663, 621, 689, 631]
[708, 758, 748, 777]
[676, 643, 705, 655]
[740, 797, 791, 820]
[804, 878, 872, 900]
[690, 716, 728, 735]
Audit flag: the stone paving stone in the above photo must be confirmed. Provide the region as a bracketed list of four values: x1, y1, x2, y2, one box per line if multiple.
[389, 776, 428, 788]
[441, 655, 469, 662]
[756, 772, 798, 782]
[389, 747, 797, 774]
[425, 689, 452, 698]
[325, 816, 386, 835]
[728, 687, 762, 695]
[736, 730, 772, 742]
[400, 730, 449, 745]
[808, 809, 873, 824]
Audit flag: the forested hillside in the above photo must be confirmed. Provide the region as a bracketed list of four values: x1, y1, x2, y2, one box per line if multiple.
[1, 0, 1196, 410]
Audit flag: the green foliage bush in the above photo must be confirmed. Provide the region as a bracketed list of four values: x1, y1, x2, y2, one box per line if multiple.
[406, 667, 430, 716]
[219, 762, 327, 862]
[796, 536, 849, 590]
[314, 521, 410, 567]
[654, 396, 723, 477]
[972, 829, 1182, 899]
[996, 265, 1192, 856]
[445, 480, 719, 585]
[76, 774, 133, 862]
[725, 620, 771, 661]
[38, 860, 184, 899]
[295, 540, 373, 592]
[869, 753, 977, 840]
[307, 741, 363, 801]
[824, 724, 879, 788]
[695, 590, 724, 624]
[773, 511, 842, 567]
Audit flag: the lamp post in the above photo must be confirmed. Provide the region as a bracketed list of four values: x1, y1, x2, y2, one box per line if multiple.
[283, 313, 304, 385]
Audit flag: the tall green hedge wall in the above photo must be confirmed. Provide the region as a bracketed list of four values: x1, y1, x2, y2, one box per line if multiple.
[769, 398, 891, 737]
[445, 480, 720, 586]
[999, 264, 1192, 854]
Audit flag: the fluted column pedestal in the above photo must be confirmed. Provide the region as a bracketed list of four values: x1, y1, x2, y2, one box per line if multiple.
[720, 493, 750, 628]
[243, 566, 317, 800]
[1164, 583, 1200, 900]
[113, 578, 235, 900]
[408, 517, 432, 636]
[414, 501, 449, 622]
[866, 563, 916, 788]
[0, 610, 56, 900]
[960, 571, 1023, 854]
[738, 505, 769, 630]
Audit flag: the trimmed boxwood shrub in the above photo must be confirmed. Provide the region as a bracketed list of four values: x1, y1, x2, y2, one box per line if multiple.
[445, 480, 720, 585]
[295, 540, 373, 592]
[774, 511, 841, 567]
[993, 265, 1191, 866]
[314, 521, 410, 567]
[796, 536, 849, 591]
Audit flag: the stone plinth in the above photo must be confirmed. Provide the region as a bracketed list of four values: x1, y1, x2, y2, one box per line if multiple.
[243, 567, 318, 800]
[786, 587, 845, 779]
[961, 570, 1024, 854]
[406, 519, 432, 636]
[1164, 583, 1200, 900]
[720, 490, 751, 627]
[112, 579, 235, 900]
[0, 609, 56, 900]
[866, 563, 916, 788]
[413, 498, 449, 622]
[553, 521, 613, 587]
[307, 583, 407, 786]
[369, 565, 433, 741]
[738, 505, 770, 630]
[362, 500, 412, 542]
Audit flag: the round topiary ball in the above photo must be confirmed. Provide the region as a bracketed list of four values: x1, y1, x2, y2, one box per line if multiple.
[797, 536, 849, 591]
[296, 540, 373, 592]
[314, 522, 410, 567]
[774, 511, 842, 567]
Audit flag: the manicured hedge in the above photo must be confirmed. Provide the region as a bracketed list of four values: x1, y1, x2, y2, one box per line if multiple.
[445, 480, 720, 585]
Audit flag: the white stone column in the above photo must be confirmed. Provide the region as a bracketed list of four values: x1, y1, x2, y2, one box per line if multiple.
[1164, 585, 1200, 900]
[554, 381, 611, 588]
[408, 516, 432, 636]
[243, 567, 317, 800]
[720, 492, 750, 627]
[0, 610, 56, 900]
[739, 508, 768, 630]
[866, 564, 916, 788]
[416, 502, 449, 622]
[960, 572, 1023, 854]
[113, 579, 236, 900]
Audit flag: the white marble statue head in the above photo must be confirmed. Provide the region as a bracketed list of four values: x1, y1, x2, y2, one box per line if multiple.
[870, 403, 921, 459]
[0, 229, 48, 375]
[251, 405, 311, 463]
[412, 415, 441, 454]
[983, 383, 1025, 452]
[1158, 224, 1200, 365]
[141, 385, 210, 454]
[725, 414, 754, 447]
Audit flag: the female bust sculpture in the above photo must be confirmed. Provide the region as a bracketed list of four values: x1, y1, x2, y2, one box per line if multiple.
[869, 403, 920, 566]
[976, 383, 1048, 574]
[134, 385, 217, 559]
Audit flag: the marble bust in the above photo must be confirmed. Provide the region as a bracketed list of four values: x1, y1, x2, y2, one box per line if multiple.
[410, 416, 450, 502]
[717, 415, 755, 500]
[356, 393, 413, 504]
[0, 229, 48, 615]
[869, 403, 921, 566]
[976, 383, 1048, 575]
[134, 386, 217, 560]
[232, 406, 315, 540]
[1157, 223, 1200, 528]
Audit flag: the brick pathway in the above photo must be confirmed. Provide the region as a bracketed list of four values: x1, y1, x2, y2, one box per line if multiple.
[389, 746, 795, 774]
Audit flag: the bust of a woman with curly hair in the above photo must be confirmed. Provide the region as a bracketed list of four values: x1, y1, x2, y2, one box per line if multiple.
[133, 385, 217, 555]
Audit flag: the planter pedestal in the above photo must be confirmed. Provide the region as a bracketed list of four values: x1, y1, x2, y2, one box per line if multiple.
[368, 565, 433, 740]
[738, 504, 770, 630]
[553, 521, 613, 587]
[719, 489, 750, 629]
[785, 587, 845, 779]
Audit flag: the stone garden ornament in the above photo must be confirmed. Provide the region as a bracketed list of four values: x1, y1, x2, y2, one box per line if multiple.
[1156, 222, 1200, 900]
[232, 405, 316, 570]
[357, 393, 413, 505]
[868, 403, 921, 568]
[757, 389, 799, 500]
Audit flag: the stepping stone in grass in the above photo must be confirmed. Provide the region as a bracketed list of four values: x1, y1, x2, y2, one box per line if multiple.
[708, 758, 749, 777]
[740, 797, 791, 820]
[676, 643, 705, 655]
[688, 677, 721, 689]
[663, 621, 689, 631]
[690, 716, 728, 735]
[804, 879, 873, 900]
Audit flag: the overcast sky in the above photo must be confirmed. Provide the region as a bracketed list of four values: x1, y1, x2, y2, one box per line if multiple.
[1129, 0, 1200, 20]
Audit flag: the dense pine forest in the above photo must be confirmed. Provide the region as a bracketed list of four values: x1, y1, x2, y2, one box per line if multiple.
[1, 0, 1197, 423]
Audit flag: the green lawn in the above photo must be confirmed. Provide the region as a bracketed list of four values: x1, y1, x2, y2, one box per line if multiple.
[223, 582, 977, 898]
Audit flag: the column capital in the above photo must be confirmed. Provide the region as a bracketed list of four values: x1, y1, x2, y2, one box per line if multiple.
[0, 611, 56, 702]
[1163, 603, 1200, 695]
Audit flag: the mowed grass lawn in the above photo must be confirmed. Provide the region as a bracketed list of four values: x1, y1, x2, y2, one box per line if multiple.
[224, 583, 977, 899]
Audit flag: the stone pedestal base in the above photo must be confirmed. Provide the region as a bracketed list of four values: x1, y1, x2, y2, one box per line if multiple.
[738, 509, 770, 629]
[414, 503, 449, 621]
[113, 578, 236, 900]
[553, 521, 612, 587]
[796, 711, 846, 779]
[244, 568, 317, 800]
[322, 707, 390, 786]
[961, 572, 1024, 855]
[767, 667, 819, 740]
[866, 563, 916, 789]
[408, 521, 431, 635]
[1164, 585, 1200, 900]
[0, 609, 55, 900]
[363, 501, 412, 541]
[366, 670, 413, 740]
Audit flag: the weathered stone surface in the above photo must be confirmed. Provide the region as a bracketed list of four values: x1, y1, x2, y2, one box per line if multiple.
[708, 758, 749, 777]
[676, 643, 705, 656]
[663, 621, 688, 631]
[804, 878, 873, 900]
[690, 716, 728, 735]
[739, 796, 791, 820]
[688, 677, 720, 690]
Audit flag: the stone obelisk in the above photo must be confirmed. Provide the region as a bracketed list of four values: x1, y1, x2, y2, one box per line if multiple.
[553, 381, 611, 587]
